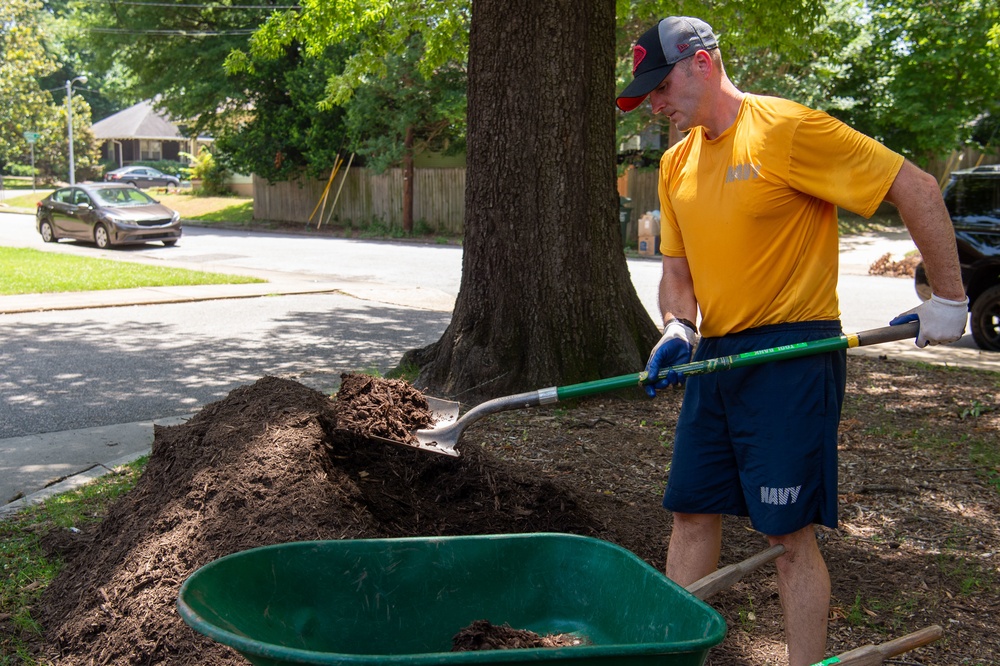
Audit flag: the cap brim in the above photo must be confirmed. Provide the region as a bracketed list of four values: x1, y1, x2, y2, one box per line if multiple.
[615, 65, 672, 112]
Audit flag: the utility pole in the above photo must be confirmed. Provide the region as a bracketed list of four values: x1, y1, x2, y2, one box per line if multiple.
[66, 75, 87, 185]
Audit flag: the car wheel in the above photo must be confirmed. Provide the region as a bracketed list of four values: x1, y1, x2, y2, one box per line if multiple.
[39, 220, 57, 243]
[970, 284, 1000, 352]
[163, 240, 177, 247]
[94, 223, 113, 249]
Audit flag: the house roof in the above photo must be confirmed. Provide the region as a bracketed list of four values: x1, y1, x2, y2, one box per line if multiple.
[91, 100, 186, 141]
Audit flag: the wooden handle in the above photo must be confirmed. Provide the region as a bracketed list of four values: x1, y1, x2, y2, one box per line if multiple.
[685, 544, 785, 601]
[818, 625, 944, 666]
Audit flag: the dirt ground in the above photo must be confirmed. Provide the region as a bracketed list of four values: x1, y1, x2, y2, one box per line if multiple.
[12, 349, 997, 665]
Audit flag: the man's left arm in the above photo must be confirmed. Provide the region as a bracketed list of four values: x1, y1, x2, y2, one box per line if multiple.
[884, 159, 968, 346]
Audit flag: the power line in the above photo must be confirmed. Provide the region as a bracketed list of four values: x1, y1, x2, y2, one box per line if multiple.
[75, 0, 299, 8]
[87, 27, 258, 35]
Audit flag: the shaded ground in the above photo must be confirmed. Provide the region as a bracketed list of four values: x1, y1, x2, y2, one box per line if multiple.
[14, 355, 1000, 664]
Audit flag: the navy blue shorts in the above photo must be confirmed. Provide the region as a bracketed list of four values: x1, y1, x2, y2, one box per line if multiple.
[662, 320, 847, 535]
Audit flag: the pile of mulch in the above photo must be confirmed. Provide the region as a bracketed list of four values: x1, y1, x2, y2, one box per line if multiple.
[20, 358, 1000, 664]
[30, 375, 605, 665]
[869, 251, 921, 277]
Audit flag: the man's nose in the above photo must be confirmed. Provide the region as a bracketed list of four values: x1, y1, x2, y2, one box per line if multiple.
[648, 91, 666, 114]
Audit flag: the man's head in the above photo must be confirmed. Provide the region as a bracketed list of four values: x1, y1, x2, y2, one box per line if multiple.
[616, 16, 718, 112]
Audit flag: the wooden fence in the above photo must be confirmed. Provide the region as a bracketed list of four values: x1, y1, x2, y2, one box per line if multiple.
[254, 147, 999, 239]
[253, 168, 466, 234]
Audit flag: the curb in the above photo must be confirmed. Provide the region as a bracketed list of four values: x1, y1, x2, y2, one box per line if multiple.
[0, 449, 150, 518]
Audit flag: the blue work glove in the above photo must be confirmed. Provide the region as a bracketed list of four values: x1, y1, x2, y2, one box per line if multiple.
[644, 318, 697, 397]
[889, 293, 969, 348]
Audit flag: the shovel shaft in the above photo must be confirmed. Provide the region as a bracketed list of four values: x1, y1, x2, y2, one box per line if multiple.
[414, 322, 919, 455]
[556, 322, 919, 400]
[812, 624, 944, 665]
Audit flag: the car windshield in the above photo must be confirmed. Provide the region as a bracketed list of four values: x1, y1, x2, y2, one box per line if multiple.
[93, 187, 156, 207]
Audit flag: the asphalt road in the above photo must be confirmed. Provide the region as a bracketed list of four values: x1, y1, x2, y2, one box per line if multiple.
[0, 210, 990, 441]
[1, 210, 996, 507]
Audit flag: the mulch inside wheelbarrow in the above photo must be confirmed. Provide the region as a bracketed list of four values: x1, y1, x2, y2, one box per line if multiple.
[24, 360, 1000, 665]
[452, 620, 584, 651]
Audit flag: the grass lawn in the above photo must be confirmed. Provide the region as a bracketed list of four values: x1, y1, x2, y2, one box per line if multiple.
[0, 458, 146, 662]
[0, 246, 263, 295]
[1, 189, 252, 224]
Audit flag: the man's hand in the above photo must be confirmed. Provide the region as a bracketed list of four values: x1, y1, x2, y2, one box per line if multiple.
[890, 294, 969, 347]
[644, 318, 697, 397]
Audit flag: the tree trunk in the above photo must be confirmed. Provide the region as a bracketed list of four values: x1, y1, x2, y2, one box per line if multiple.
[402, 124, 414, 233]
[408, 0, 659, 402]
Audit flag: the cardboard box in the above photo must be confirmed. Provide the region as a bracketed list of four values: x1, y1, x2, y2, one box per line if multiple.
[638, 213, 659, 237]
[638, 235, 659, 257]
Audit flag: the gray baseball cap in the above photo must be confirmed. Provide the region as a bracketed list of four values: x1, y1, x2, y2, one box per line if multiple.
[616, 17, 719, 112]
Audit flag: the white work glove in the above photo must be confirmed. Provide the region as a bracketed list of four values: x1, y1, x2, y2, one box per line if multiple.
[644, 318, 698, 397]
[889, 294, 969, 347]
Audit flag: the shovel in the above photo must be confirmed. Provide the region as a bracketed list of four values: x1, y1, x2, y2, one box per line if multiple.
[813, 624, 944, 665]
[399, 322, 919, 457]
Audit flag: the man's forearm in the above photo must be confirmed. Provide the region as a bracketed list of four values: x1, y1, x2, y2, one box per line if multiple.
[659, 256, 699, 329]
[885, 161, 965, 301]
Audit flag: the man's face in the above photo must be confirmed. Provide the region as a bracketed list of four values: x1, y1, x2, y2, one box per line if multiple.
[647, 56, 701, 132]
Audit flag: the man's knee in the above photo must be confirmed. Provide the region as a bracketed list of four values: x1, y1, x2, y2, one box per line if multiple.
[766, 525, 824, 572]
[673, 511, 722, 532]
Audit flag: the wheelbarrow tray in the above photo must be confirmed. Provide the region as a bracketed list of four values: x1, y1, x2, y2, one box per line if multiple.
[177, 533, 727, 666]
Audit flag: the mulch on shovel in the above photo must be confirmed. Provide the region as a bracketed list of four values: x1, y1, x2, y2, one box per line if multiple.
[334, 372, 435, 444]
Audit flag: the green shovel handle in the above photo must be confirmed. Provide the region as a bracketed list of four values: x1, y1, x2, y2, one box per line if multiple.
[555, 322, 919, 402]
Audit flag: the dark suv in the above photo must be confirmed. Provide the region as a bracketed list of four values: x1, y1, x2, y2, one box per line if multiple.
[914, 164, 1000, 351]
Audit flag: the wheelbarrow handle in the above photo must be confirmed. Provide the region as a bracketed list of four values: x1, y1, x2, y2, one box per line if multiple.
[684, 544, 785, 601]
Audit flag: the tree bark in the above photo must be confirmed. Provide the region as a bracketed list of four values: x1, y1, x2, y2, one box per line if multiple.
[408, 0, 659, 402]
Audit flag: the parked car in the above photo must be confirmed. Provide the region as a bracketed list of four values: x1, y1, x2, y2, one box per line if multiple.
[104, 165, 180, 188]
[36, 182, 182, 248]
[913, 164, 1000, 351]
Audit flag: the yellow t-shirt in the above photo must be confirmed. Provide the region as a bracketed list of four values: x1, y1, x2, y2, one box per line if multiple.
[659, 94, 904, 338]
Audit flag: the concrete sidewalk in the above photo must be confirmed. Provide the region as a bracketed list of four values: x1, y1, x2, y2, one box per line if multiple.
[0, 276, 457, 315]
[0, 416, 191, 517]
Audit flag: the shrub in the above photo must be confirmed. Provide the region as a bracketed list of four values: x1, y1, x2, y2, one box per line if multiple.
[180, 147, 230, 196]
[7, 163, 38, 177]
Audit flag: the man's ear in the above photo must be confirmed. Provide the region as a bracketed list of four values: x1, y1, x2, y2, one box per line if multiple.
[692, 50, 714, 77]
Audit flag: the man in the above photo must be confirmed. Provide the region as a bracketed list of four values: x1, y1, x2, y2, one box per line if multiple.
[616, 16, 967, 666]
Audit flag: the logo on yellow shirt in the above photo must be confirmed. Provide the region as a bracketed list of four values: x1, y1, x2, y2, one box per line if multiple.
[726, 162, 762, 183]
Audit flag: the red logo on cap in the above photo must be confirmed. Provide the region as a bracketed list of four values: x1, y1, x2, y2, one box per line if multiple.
[676, 43, 690, 54]
[632, 44, 647, 74]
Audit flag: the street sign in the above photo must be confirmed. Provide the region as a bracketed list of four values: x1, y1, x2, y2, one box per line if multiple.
[23, 132, 41, 143]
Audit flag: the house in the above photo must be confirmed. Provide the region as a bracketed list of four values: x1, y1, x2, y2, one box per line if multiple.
[91, 99, 211, 168]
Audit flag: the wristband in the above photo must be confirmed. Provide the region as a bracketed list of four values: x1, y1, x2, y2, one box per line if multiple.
[664, 317, 696, 333]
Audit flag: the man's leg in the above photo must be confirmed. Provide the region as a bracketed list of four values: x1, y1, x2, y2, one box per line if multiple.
[768, 525, 830, 666]
[665, 512, 722, 586]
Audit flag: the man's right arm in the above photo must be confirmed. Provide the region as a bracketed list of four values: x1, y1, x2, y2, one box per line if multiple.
[659, 255, 698, 329]
[644, 255, 699, 396]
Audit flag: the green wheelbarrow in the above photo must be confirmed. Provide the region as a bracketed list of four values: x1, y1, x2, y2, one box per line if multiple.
[178, 533, 728, 665]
